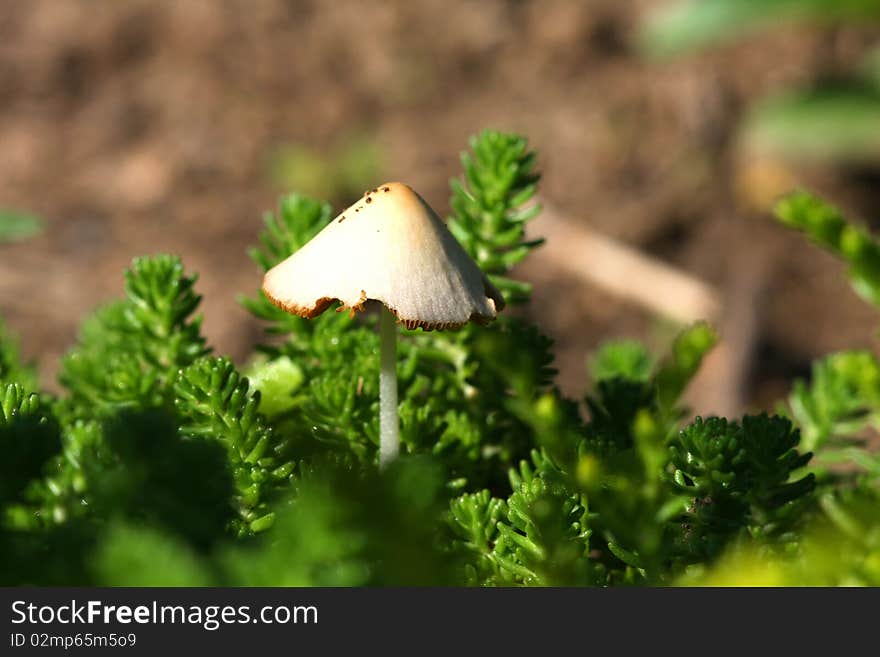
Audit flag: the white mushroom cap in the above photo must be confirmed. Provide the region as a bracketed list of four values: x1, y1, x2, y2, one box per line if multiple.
[262, 182, 504, 330]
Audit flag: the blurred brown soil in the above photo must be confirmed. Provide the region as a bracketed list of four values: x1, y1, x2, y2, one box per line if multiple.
[1, 0, 879, 412]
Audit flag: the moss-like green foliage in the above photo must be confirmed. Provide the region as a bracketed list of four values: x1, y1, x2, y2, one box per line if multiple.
[87, 409, 235, 551]
[786, 353, 880, 484]
[0, 384, 60, 505]
[223, 457, 454, 586]
[241, 194, 335, 339]
[59, 255, 208, 417]
[175, 357, 294, 535]
[0, 134, 876, 587]
[789, 350, 880, 452]
[669, 415, 814, 561]
[448, 130, 542, 304]
[0, 320, 38, 391]
[238, 131, 553, 492]
[776, 193, 880, 485]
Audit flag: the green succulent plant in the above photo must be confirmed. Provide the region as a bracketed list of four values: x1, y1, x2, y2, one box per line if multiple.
[0, 131, 876, 587]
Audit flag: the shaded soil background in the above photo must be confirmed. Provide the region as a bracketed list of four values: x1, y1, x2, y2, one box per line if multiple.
[1, 0, 879, 414]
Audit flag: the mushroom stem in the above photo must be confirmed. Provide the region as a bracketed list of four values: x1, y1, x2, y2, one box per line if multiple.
[379, 305, 399, 469]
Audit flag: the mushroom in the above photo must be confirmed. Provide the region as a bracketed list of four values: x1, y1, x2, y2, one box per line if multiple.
[262, 182, 504, 468]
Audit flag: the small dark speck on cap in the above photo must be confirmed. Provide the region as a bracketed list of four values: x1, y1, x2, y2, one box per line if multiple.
[366, 197, 372, 203]
[383, 187, 390, 192]
[338, 215, 346, 222]
[355, 208, 360, 212]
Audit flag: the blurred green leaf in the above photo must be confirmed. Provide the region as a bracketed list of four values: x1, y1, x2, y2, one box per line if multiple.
[590, 340, 654, 384]
[655, 322, 719, 413]
[642, 0, 880, 57]
[0, 211, 42, 243]
[89, 409, 236, 551]
[268, 145, 331, 197]
[775, 191, 880, 306]
[860, 45, 880, 86]
[92, 523, 214, 586]
[680, 485, 880, 586]
[245, 355, 305, 418]
[223, 457, 453, 586]
[266, 132, 382, 203]
[0, 319, 38, 391]
[744, 84, 880, 163]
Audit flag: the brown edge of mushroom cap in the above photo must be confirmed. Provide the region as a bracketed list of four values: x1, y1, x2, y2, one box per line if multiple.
[261, 277, 505, 332]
